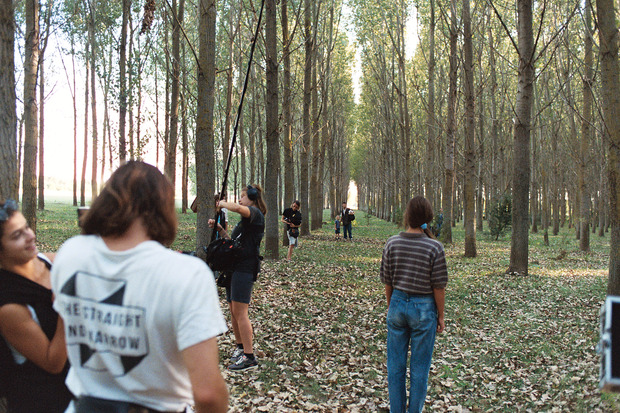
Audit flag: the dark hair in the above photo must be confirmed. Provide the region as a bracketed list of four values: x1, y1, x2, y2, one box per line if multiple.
[0, 199, 19, 251]
[214, 192, 227, 203]
[293, 200, 300, 207]
[81, 161, 177, 246]
[243, 184, 267, 215]
[404, 196, 435, 238]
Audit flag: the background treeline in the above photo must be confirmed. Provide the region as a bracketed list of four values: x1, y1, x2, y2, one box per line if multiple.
[0, 0, 618, 291]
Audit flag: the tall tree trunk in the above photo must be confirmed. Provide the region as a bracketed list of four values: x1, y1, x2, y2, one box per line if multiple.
[181, 42, 188, 213]
[119, 0, 130, 162]
[508, 0, 534, 276]
[579, 0, 593, 252]
[0, 0, 17, 200]
[195, 0, 217, 258]
[596, 0, 620, 294]
[81, 45, 89, 207]
[489, 25, 499, 203]
[463, 0, 476, 257]
[22, 0, 39, 232]
[37, 2, 51, 210]
[281, 0, 293, 245]
[165, 0, 184, 191]
[264, 0, 279, 259]
[88, 0, 98, 200]
[38, 54, 45, 210]
[222, 2, 234, 168]
[426, 0, 435, 201]
[441, 0, 458, 244]
[300, 0, 311, 236]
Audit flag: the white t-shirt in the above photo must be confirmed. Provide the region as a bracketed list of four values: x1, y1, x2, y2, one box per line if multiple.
[51, 235, 227, 412]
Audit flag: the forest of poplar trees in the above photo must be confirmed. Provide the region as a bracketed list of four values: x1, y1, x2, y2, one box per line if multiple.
[0, 0, 618, 292]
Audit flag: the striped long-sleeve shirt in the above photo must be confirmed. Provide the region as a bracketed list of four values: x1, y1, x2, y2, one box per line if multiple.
[380, 232, 448, 294]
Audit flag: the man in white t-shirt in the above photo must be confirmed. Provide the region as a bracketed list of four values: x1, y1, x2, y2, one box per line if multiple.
[52, 161, 229, 413]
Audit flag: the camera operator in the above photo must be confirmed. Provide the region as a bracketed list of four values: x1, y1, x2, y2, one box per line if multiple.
[281, 201, 302, 261]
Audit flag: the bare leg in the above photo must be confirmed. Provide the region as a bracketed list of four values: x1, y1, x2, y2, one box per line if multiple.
[230, 301, 253, 354]
[229, 301, 242, 346]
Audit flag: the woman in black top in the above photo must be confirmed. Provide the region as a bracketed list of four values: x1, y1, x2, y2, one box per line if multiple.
[209, 185, 266, 372]
[0, 199, 72, 413]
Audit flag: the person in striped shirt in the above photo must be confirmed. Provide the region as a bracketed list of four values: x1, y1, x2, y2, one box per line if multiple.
[380, 195, 448, 413]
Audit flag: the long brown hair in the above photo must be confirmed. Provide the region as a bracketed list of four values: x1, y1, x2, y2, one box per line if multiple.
[404, 195, 435, 238]
[81, 161, 178, 246]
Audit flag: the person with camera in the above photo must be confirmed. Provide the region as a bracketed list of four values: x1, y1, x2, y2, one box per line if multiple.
[341, 202, 355, 241]
[380, 196, 448, 413]
[51, 161, 229, 413]
[209, 184, 266, 372]
[0, 199, 72, 413]
[281, 200, 302, 261]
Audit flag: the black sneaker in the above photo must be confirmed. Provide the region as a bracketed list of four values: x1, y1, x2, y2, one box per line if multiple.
[228, 355, 258, 372]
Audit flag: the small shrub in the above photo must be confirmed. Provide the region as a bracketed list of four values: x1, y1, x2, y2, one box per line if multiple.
[489, 194, 512, 240]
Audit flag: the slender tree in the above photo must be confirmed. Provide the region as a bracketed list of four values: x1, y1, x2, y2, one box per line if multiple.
[463, 0, 476, 257]
[596, 0, 620, 294]
[579, 0, 593, 251]
[195, 0, 217, 258]
[300, 0, 311, 235]
[264, 0, 279, 258]
[164, 0, 185, 190]
[0, 0, 17, 200]
[22, 0, 40, 232]
[508, 0, 534, 276]
[441, 0, 458, 244]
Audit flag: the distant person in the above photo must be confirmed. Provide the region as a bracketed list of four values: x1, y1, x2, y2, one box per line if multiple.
[214, 192, 229, 233]
[334, 215, 341, 240]
[209, 184, 266, 372]
[281, 201, 302, 261]
[340, 202, 355, 241]
[51, 161, 229, 413]
[380, 195, 448, 413]
[0, 199, 72, 413]
[435, 209, 443, 237]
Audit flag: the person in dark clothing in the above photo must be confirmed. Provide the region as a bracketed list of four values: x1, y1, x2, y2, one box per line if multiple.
[341, 202, 355, 240]
[281, 201, 302, 260]
[0, 199, 72, 413]
[209, 184, 267, 372]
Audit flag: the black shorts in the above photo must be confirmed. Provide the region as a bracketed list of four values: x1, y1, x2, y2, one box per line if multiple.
[226, 271, 255, 304]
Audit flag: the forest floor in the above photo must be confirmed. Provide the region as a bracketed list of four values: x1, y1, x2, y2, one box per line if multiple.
[37, 202, 619, 412]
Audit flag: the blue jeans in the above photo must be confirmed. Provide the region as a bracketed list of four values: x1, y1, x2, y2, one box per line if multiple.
[343, 223, 352, 239]
[387, 289, 437, 413]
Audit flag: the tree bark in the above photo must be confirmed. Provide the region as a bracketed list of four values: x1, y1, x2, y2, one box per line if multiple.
[119, 0, 130, 162]
[579, 0, 593, 252]
[463, 0, 476, 257]
[22, 0, 40, 232]
[596, 0, 620, 295]
[88, 0, 98, 200]
[195, 0, 217, 258]
[300, 0, 311, 235]
[264, 0, 279, 259]
[0, 0, 17, 200]
[508, 0, 534, 276]
[441, 0, 458, 245]
[281, 0, 293, 245]
[165, 0, 184, 191]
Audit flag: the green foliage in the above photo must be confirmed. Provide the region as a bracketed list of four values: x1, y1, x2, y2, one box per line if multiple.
[489, 194, 512, 240]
